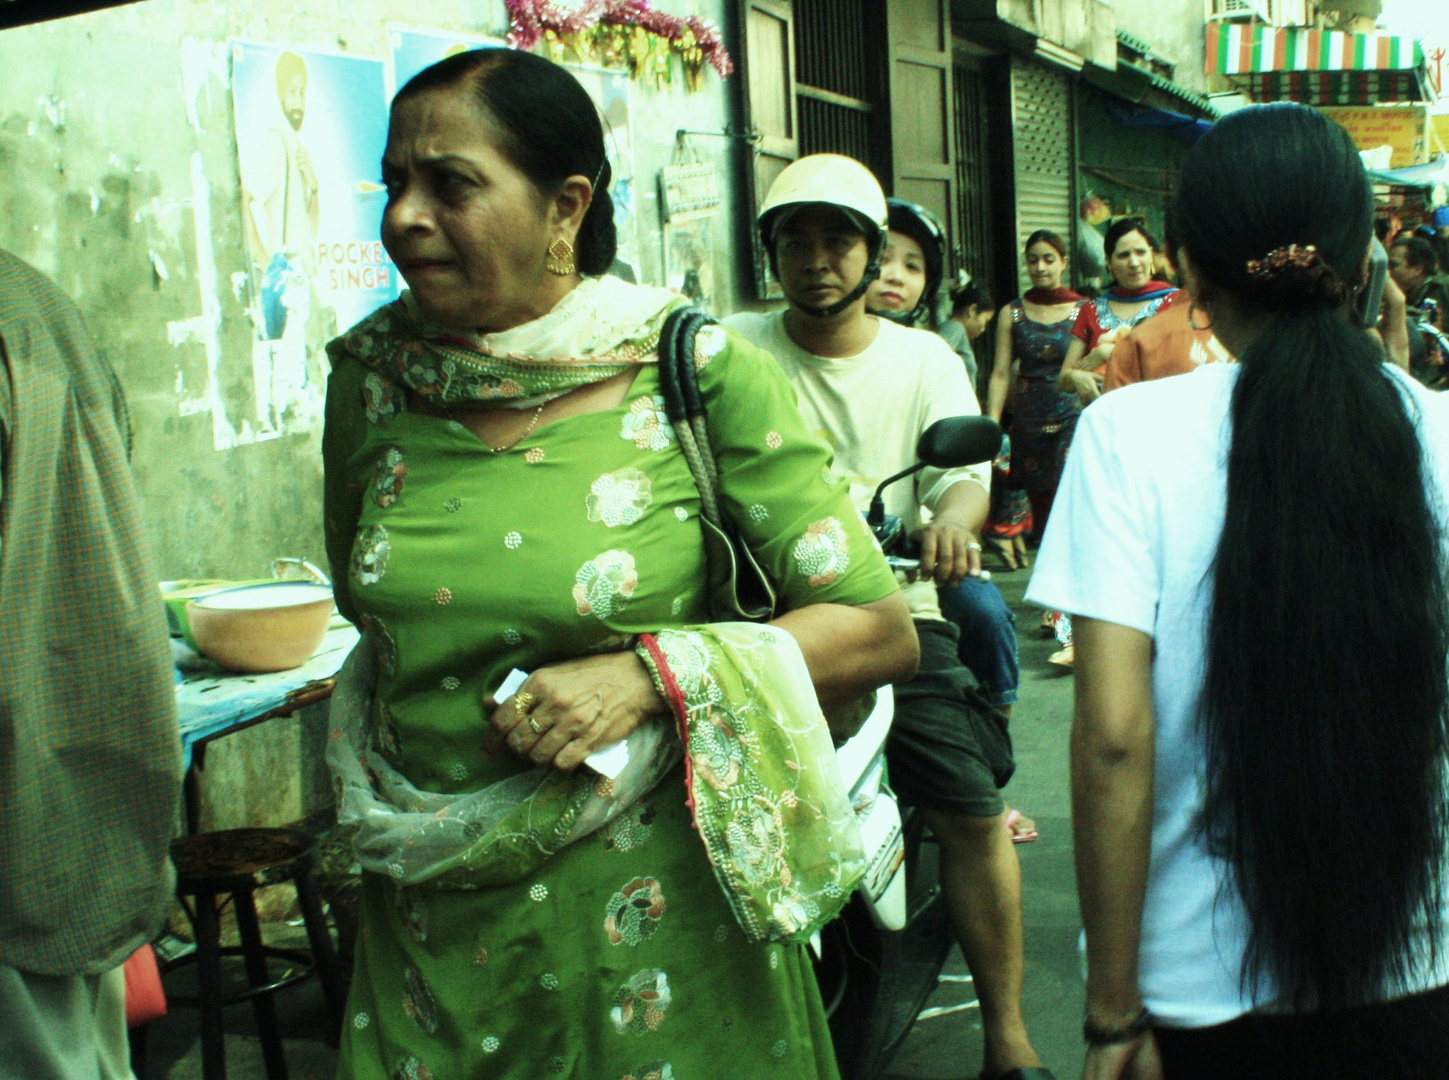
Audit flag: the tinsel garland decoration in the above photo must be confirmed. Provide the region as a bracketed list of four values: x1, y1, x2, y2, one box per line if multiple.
[506, 0, 734, 91]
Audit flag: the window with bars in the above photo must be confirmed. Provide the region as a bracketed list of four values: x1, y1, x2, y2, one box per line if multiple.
[793, 0, 886, 172]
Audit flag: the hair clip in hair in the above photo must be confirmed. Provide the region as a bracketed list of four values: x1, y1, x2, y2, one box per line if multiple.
[1246, 244, 1320, 280]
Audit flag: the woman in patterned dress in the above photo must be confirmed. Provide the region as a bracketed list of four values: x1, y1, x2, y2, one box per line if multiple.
[322, 49, 917, 1080]
[984, 230, 1084, 545]
[1057, 218, 1180, 408]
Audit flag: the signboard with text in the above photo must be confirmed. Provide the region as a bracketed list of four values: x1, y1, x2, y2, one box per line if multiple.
[1322, 105, 1429, 167]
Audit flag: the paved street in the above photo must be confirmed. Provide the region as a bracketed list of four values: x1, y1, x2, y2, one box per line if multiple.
[143, 561, 1084, 1080]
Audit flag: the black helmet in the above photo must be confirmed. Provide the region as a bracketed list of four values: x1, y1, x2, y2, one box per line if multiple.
[883, 199, 947, 325]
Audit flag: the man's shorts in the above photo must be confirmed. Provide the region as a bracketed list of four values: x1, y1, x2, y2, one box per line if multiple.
[885, 618, 1015, 818]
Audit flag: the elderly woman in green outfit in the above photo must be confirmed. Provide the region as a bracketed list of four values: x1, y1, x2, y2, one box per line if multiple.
[322, 48, 917, 1080]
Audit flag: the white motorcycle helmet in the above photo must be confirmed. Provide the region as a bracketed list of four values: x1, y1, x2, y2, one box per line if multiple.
[757, 154, 890, 317]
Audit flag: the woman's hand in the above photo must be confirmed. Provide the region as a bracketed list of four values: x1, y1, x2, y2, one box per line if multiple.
[1068, 368, 1105, 406]
[482, 651, 668, 772]
[1083, 1034, 1164, 1080]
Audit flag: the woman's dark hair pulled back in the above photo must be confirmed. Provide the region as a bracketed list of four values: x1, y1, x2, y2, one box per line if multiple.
[1172, 102, 1449, 1011]
[950, 280, 993, 315]
[395, 48, 617, 275]
[1103, 217, 1157, 262]
[1023, 229, 1067, 258]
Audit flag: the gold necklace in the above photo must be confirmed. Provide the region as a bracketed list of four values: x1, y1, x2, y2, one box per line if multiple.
[447, 400, 548, 454]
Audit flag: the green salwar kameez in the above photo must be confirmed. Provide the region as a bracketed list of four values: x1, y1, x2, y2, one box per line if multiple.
[323, 309, 898, 1080]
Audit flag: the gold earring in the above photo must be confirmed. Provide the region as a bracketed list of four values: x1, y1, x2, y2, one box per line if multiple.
[545, 236, 576, 276]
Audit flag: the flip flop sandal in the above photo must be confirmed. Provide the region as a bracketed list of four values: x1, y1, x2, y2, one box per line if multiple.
[1004, 808, 1039, 844]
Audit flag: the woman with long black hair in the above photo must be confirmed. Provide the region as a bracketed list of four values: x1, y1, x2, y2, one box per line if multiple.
[1028, 103, 1449, 1079]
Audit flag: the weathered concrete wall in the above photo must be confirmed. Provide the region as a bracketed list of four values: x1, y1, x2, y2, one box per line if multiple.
[0, 0, 741, 583]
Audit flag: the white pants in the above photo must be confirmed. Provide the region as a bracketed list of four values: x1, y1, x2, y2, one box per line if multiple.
[0, 963, 133, 1080]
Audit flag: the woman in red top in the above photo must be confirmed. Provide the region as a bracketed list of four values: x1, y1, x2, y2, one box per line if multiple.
[1058, 219, 1179, 406]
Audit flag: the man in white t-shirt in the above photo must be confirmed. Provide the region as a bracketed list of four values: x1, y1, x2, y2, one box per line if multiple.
[724, 155, 1050, 1080]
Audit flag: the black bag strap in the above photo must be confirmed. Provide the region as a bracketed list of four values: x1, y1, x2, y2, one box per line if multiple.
[657, 305, 776, 621]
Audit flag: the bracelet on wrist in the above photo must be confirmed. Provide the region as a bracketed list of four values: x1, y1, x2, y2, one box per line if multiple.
[1083, 1006, 1151, 1047]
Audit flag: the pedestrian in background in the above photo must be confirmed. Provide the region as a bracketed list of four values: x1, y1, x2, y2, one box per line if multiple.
[1030, 102, 1449, 1079]
[0, 249, 182, 1080]
[938, 279, 996, 389]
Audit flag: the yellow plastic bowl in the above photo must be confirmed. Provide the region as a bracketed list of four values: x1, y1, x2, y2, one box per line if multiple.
[186, 582, 335, 674]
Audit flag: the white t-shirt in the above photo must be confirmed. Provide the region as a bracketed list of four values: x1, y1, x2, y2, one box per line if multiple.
[1027, 361, 1449, 1026]
[722, 312, 989, 527]
[723, 311, 990, 617]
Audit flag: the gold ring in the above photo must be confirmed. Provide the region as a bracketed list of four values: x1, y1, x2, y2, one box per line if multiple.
[526, 714, 545, 735]
[513, 690, 536, 714]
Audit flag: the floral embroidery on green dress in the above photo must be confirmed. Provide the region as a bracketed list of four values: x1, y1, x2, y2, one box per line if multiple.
[692, 709, 749, 791]
[611, 969, 671, 1034]
[573, 550, 639, 618]
[352, 526, 391, 586]
[695, 323, 727, 363]
[398, 344, 524, 403]
[373, 448, 407, 508]
[791, 517, 851, 587]
[362, 374, 401, 425]
[391, 1056, 433, 1080]
[401, 966, 439, 1035]
[620, 395, 675, 451]
[601, 799, 657, 853]
[587, 468, 653, 527]
[604, 877, 666, 945]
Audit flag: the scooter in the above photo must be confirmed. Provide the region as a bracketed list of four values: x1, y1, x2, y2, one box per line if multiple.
[816, 415, 1004, 1080]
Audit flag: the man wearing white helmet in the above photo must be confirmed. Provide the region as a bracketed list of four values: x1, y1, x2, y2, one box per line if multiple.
[724, 155, 1051, 1080]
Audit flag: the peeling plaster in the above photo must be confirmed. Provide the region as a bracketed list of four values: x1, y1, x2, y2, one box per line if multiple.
[180, 37, 230, 134]
[187, 149, 234, 450]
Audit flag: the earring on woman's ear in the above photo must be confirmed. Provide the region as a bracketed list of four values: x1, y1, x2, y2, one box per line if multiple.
[1188, 300, 1213, 332]
[546, 236, 576, 276]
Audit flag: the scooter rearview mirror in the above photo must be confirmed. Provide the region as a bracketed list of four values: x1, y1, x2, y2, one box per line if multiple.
[866, 416, 1002, 529]
[914, 415, 1002, 470]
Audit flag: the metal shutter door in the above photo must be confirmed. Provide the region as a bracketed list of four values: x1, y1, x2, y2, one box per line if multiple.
[1010, 60, 1075, 294]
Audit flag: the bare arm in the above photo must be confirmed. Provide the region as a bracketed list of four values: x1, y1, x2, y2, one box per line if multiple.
[1073, 616, 1164, 1080]
[775, 591, 918, 712]
[985, 305, 1014, 423]
[1059, 336, 1108, 405]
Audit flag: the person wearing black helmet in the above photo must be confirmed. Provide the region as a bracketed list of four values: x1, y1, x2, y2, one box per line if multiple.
[726, 157, 1053, 1080]
[869, 199, 947, 328]
[867, 200, 1027, 773]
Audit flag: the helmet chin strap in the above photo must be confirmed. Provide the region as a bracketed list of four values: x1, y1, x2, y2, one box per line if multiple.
[794, 258, 883, 319]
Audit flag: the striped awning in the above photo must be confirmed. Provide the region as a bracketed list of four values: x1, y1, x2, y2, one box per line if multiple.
[1206, 23, 1437, 104]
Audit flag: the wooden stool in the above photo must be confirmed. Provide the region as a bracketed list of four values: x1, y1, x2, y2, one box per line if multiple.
[161, 827, 346, 1080]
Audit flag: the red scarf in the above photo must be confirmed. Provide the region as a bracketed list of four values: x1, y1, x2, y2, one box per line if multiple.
[1023, 286, 1084, 305]
[1105, 281, 1176, 301]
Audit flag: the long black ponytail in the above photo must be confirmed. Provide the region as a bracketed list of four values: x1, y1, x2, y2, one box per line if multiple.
[1171, 103, 1449, 1011]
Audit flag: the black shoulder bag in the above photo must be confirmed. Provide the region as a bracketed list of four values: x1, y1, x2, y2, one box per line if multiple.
[656, 305, 778, 622]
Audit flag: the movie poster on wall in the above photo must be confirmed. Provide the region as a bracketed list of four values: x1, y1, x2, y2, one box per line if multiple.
[231, 42, 398, 440]
[389, 27, 644, 282]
